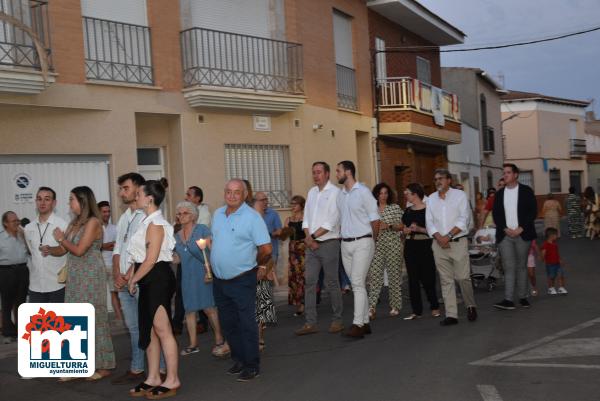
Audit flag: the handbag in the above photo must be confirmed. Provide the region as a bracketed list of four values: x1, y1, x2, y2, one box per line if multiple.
[57, 264, 68, 284]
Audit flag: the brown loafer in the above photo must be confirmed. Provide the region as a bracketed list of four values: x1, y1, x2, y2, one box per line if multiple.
[363, 323, 372, 335]
[112, 370, 145, 385]
[295, 324, 318, 336]
[343, 324, 365, 339]
[328, 321, 344, 334]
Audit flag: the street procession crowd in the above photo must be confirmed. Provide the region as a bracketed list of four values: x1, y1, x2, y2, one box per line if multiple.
[0, 159, 585, 399]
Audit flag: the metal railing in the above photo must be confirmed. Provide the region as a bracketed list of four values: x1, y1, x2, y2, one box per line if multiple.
[377, 77, 460, 121]
[0, 0, 51, 69]
[336, 64, 358, 110]
[82, 16, 153, 85]
[570, 139, 586, 157]
[180, 27, 303, 94]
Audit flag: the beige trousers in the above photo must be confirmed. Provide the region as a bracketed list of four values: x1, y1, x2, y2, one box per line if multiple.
[432, 237, 476, 319]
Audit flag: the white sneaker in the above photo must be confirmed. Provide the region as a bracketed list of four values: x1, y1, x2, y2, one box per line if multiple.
[557, 287, 568, 295]
[547, 287, 558, 295]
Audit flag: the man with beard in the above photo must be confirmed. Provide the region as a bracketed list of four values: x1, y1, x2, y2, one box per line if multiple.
[426, 169, 477, 326]
[336, 161, 380, 338]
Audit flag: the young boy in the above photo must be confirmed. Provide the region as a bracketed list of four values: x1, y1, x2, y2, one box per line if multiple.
[540, 227, 568, 295]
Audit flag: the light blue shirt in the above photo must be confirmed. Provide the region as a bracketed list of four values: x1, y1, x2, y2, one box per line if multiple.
[0, 229, 28, 265]
[263, 208, 282, 259]
[210, 203, 271, 280]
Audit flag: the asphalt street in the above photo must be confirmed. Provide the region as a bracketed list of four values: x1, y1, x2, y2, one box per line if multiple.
[1, 228, 598, 401]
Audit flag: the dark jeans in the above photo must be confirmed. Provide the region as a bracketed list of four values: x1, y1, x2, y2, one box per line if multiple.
[213, 269, 259, 372]
[404, 240, 439, 315]
[28, 287, 65, 303]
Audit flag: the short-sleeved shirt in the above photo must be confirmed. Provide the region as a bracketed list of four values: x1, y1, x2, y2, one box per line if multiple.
[541, 241, 560, 264]
[337, 182, 380, 238]
[210, 203, 271, 280]
[0, 229, 28, 265]
[101, 223, 117, 268]
[263, 208, 282, 259]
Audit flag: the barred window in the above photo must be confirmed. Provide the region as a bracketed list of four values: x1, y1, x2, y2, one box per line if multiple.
[549, 170, 561, 193]
[520, 170, 534, 189]
[224, 144, 291, 208]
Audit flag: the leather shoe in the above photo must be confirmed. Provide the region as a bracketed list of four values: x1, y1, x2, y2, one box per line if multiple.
[111, 370, 144, 385]
[343, 324, 365, 339]
[295, 324, 318, 336]
[363, 323, 372, 335]
[328, 321, 344, 334]
[227, 362, 244, 375]
[439, 317, 458, 326]
[467, 307, 477, 322]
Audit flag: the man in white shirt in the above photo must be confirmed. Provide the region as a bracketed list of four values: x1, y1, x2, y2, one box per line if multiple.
[110, 173, 165, 384]
[336, 161, 380, 338]
[295, 162, 344, 336]
[24, 187, 68, 303]
[426, 169, 477, 326]
[98, 200, 122, 321]
[185, 186, 211, 227]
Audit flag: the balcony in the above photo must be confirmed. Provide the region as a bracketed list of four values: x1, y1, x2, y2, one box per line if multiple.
[336, 64, 358, 111]
[376, 77, 461, 145]
[0, 0, 55, 94]
[570, 138, 586, 158]
[82, 16, 153, 85]
[180, 27, 305, 113]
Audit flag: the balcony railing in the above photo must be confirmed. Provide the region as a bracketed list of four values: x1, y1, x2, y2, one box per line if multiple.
[0, 0, 51, 69]
[82, 16, 153, 85]
[377, 77, 460, 121]
[180, 27, 303, 94]
[570, 138, 586, 158]
[336, 64, 358, 110]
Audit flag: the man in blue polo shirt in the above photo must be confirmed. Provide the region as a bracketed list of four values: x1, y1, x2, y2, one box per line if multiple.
[211, 179, 272, 382]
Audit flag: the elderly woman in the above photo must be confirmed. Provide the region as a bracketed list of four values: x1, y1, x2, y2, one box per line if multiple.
[285, 195, 306, 316]
[173, 201, 229, 357]
[542, 193, 562, 237]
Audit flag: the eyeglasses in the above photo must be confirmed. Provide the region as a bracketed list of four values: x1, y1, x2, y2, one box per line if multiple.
[175, 212, 192, 216]
[256, 198, 268, 202]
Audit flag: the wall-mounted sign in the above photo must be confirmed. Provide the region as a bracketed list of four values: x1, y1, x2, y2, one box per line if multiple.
[253, 115, 271, 132]
[13, 173, 34, 204]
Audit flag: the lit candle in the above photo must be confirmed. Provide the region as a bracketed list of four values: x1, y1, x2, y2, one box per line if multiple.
[195, 238, 212, 282]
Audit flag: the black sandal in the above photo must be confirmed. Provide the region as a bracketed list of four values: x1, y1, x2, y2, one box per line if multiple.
[129, 381, 154, 398]
[146, 385, 179, 399]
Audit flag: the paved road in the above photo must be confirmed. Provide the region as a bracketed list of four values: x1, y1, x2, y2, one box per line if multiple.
[1, 231, 598, 401]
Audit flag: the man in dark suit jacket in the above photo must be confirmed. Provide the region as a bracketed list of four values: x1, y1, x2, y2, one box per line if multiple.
[492, 164, 538, 310]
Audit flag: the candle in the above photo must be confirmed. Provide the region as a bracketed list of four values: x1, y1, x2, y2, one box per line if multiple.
[195, 238, 212, 283]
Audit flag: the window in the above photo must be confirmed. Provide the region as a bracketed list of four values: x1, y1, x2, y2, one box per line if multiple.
[519, 170, 534, 189]
[486, 171, 493, 190]
[481, 94, 494, 153]
[569, 171, 582, 194]
[549, 169, 561, 193]
[416, 56, 431, 84]
[375, 37, 386, 82]
[333, 10, 357, 110]
[137, 148, 161, 165]
[569, 119, 577, 140]
[224, 144, 291, 208]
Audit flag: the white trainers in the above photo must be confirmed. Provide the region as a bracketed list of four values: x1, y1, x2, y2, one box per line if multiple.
[547, 287, 558, 295]
[557, 287, 568, 295]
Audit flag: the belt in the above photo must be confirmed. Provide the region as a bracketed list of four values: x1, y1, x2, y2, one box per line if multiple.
[0, 263, 27, 268]
[408, 234, 430, 241]
[316, 238, 340, 244]
[449, 236, 467, 242]
[342, 234, 373, 242]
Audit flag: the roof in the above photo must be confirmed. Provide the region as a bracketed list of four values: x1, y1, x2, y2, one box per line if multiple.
[442, 67, 507, 92]
[367, 0, 465, 46]
[501, 90, 590, 108]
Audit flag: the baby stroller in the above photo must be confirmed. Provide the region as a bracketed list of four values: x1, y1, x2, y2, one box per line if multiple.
[469, 227, 502, 291]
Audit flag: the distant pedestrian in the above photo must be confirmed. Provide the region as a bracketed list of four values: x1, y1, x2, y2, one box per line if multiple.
[336, 160, 380, 338]
[493, 164, 538, 310]
[426, 169, 477, 326]
[284, 195, 306, 316]
[566, 187, 584, 238]
[185, 186, 211, 227]
[540, 227, 568, 295]
[542, 193, 562, 237]
[98, 200, 122, 321]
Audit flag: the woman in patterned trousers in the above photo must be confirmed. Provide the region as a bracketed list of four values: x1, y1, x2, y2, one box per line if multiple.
[367, 183, 405, 319]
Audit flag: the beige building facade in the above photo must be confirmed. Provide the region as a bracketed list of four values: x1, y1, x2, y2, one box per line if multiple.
[501, 91, 590, 209]
[0, 0, 376, 222]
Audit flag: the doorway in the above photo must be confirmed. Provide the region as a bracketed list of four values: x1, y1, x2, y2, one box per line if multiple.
[569, 171, 582, 194]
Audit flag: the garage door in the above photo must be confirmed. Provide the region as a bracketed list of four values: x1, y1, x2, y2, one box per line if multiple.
[0, 157, 111, 223]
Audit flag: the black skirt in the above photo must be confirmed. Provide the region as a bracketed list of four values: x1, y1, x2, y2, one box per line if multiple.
[135, 261, 176, 350]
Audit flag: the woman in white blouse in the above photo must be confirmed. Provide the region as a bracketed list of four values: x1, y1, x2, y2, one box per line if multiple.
[126, 180, 180, 399]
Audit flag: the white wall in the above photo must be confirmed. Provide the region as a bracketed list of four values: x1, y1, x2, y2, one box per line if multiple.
[448, 123, 481, 205]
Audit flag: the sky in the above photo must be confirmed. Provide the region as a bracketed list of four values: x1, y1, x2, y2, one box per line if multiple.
[418, 0, 600, 114]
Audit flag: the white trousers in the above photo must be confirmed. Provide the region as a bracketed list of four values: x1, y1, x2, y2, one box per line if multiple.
[341, 237, 375, 326]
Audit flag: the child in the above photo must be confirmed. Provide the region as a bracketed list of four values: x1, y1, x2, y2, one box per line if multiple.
[527, 241, 539, 296]
[540, 227, 568, 295]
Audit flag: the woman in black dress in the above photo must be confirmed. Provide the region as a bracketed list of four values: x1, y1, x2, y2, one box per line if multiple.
[401, 183, 440, 320]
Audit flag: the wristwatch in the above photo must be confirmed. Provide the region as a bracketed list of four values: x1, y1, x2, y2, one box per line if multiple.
[447, 232, 454, 240]
[311, 234, 317, 240]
